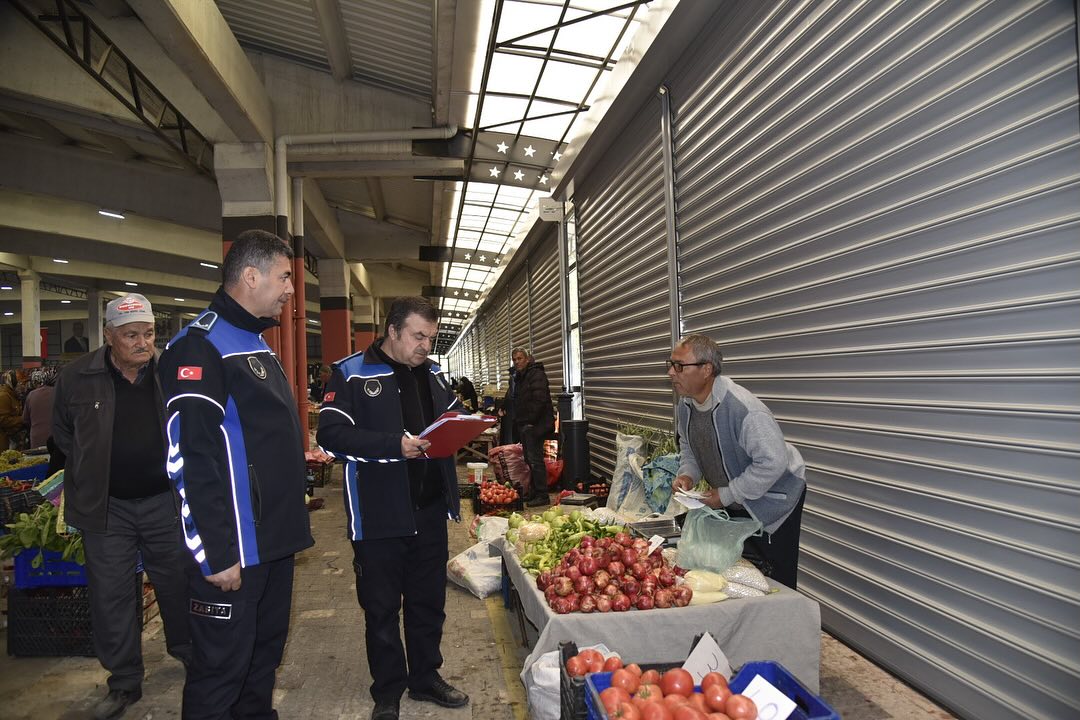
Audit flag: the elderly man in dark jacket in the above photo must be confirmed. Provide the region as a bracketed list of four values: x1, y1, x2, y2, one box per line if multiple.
[511, 348, 556, 506]
[53, 294, 191, 720]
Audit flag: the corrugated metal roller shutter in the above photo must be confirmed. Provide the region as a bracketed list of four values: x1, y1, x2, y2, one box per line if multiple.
[576, 99, 671, 481]
[668, 1, 1080, 718]
[492, 289, 510, 389]
[529, 226, 564, 394]
[509, 267, 531, 351]
[475, 317, 490, 386]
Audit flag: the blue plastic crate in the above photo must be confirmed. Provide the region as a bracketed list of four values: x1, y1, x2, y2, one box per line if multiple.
[13, 549, 87, 589]
[729, 661, 840, 720]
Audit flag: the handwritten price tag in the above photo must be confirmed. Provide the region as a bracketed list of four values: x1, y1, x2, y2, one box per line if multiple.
[741, 674, 797, 720]
[681, 632, 732, 682]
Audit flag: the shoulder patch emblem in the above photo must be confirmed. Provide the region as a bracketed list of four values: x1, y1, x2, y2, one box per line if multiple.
[190, 312, 218, 331]
[248, 356, 268, 380]
[364, 379, 382, 397]
[324, 391, 336, 402]
[178, 366, 202, 380]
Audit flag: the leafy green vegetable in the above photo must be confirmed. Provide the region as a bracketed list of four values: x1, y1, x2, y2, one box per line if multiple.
[0, 502, 85, 566]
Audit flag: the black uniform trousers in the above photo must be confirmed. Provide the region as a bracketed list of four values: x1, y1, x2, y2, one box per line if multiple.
[81, 490, 192, 692]
[518, 423, 548, 498]
[352, 501, 449, 703]
[182, 555, 295, 720]
[739, 486, 807, 590]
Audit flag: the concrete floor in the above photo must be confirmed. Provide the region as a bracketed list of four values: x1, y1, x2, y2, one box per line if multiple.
[1, 466, 957, 719]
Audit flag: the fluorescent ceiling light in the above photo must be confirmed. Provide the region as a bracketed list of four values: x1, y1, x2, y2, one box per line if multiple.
[174, 298, 185, 302]
[61, 300, 71, 304]
[53, 258, 69, 264]
[0, 285, 11, 290]
[125, 282, 138, 287]
[98, 209, 125, 219]
[3, 312, 12, 316]
[199, 262, 219, 269]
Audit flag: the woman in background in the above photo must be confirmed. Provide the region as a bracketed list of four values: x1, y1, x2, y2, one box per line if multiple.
[0, 370, 25, 450]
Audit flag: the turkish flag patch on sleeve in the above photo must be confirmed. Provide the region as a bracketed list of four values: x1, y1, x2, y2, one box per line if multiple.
[178, 366, 203, 380]
[324, 391, 335, 402]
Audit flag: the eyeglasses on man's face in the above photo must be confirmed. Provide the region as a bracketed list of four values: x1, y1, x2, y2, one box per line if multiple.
[666, 360, 707, 373]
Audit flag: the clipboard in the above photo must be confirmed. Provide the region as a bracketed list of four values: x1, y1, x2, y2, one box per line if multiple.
[418, 412, 497, 458]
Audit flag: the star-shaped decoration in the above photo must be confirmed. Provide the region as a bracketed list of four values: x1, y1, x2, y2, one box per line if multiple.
[464, 253, 471, 260]
[496, 141, 509, 154]
[538, 174, 549, 185]
[553, 151, 562, 161]
[453, 290, 460, 296]
[479, 255, 487, 262]
[495, 257, 501, 264]
[523, 145, 536, 157]
[488, 166, 500, 178]
[513, 169, 525, 182]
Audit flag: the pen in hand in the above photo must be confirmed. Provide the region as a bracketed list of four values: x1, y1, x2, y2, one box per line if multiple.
[403, 430, 430, 459]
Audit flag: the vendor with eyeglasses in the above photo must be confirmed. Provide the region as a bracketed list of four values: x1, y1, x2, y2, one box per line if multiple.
[668, 334, 808, 589]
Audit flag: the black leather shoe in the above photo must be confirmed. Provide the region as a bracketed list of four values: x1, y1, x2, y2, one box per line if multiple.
[93, 688, 142, 720]
[370, 699, 399, 720]
[408, 676, 469, 708]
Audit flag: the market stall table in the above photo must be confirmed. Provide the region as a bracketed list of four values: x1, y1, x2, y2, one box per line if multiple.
[456, 427, 498, 463]
[494, 537, 823, 692]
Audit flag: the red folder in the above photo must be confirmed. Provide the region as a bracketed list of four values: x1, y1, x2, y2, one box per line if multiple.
[418, 412, 497, 458]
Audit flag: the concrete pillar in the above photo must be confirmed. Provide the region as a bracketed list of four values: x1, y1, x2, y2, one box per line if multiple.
[87, 289, 104, 351]
[318, 258, 352, 363]
[18, 269, 41, 368]
[353, 296, 376, 353]
[167, 312, 183, 338]
[215, 141, 281, 354]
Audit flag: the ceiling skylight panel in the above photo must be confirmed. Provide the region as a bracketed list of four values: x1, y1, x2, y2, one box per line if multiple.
[497, 2, 563, 43]
[554, 10, 628, 51]
[479, 96, 531, 129]
[486, 54, 544, 94]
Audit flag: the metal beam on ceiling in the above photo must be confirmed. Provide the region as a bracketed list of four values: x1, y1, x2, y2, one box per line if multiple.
[9, 0, 213, 176]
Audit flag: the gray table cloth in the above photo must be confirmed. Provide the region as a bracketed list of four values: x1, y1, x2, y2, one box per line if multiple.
[494, 537, 822, 692]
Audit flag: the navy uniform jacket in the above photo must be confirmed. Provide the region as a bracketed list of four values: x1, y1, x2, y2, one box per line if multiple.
[158, 289, 314, 575]
[316, 347, 463, 541]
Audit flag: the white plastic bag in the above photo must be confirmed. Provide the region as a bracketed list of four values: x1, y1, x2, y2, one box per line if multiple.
[522, 648, 561, 720]
[476, 515, 509, 543]
[446, 542, 502, 598]
[606, 433, 652, 519]
[522, 643, 613, 720]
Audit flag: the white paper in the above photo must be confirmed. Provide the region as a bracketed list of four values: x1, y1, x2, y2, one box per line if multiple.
[680, 631, 732, 682]
[674, 491, 706, 509]
[647, 534, 665, 555]
[741, 674, 797, 720]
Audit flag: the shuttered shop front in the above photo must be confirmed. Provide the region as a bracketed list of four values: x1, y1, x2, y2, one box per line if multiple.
[491, 289, 510, 389]
[668, 1, 1080, 718]
[509, 266, 531, 351]
[529, 226, 564, 393]
[576, 99, 672, 481]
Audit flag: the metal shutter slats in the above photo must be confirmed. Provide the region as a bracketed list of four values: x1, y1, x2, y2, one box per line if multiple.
[667, 0, 1080, 718]
[577, 101, 670, 480]
[529, 227, 563, 388]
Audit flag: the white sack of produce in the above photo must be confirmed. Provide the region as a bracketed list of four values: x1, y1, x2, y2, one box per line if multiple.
[476, 515, 509, 543]
[722, 559, 771, 592]
[447, 542, 502, 598]
[521, 643, 612, 720]
[723, 581, 767, 599]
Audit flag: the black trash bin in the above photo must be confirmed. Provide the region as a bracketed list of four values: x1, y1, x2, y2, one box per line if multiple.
[560, 419, 590, 492]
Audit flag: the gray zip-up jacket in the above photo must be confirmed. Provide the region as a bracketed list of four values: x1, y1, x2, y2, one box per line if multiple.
[676, 376, 806, 534]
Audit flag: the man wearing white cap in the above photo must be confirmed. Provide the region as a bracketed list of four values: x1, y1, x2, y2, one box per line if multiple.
[53, 294, 192, 720]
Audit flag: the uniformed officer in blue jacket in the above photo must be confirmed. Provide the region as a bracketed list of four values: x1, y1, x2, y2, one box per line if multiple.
[317, 296, 469, 720]
[159, 230, 314, 719]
